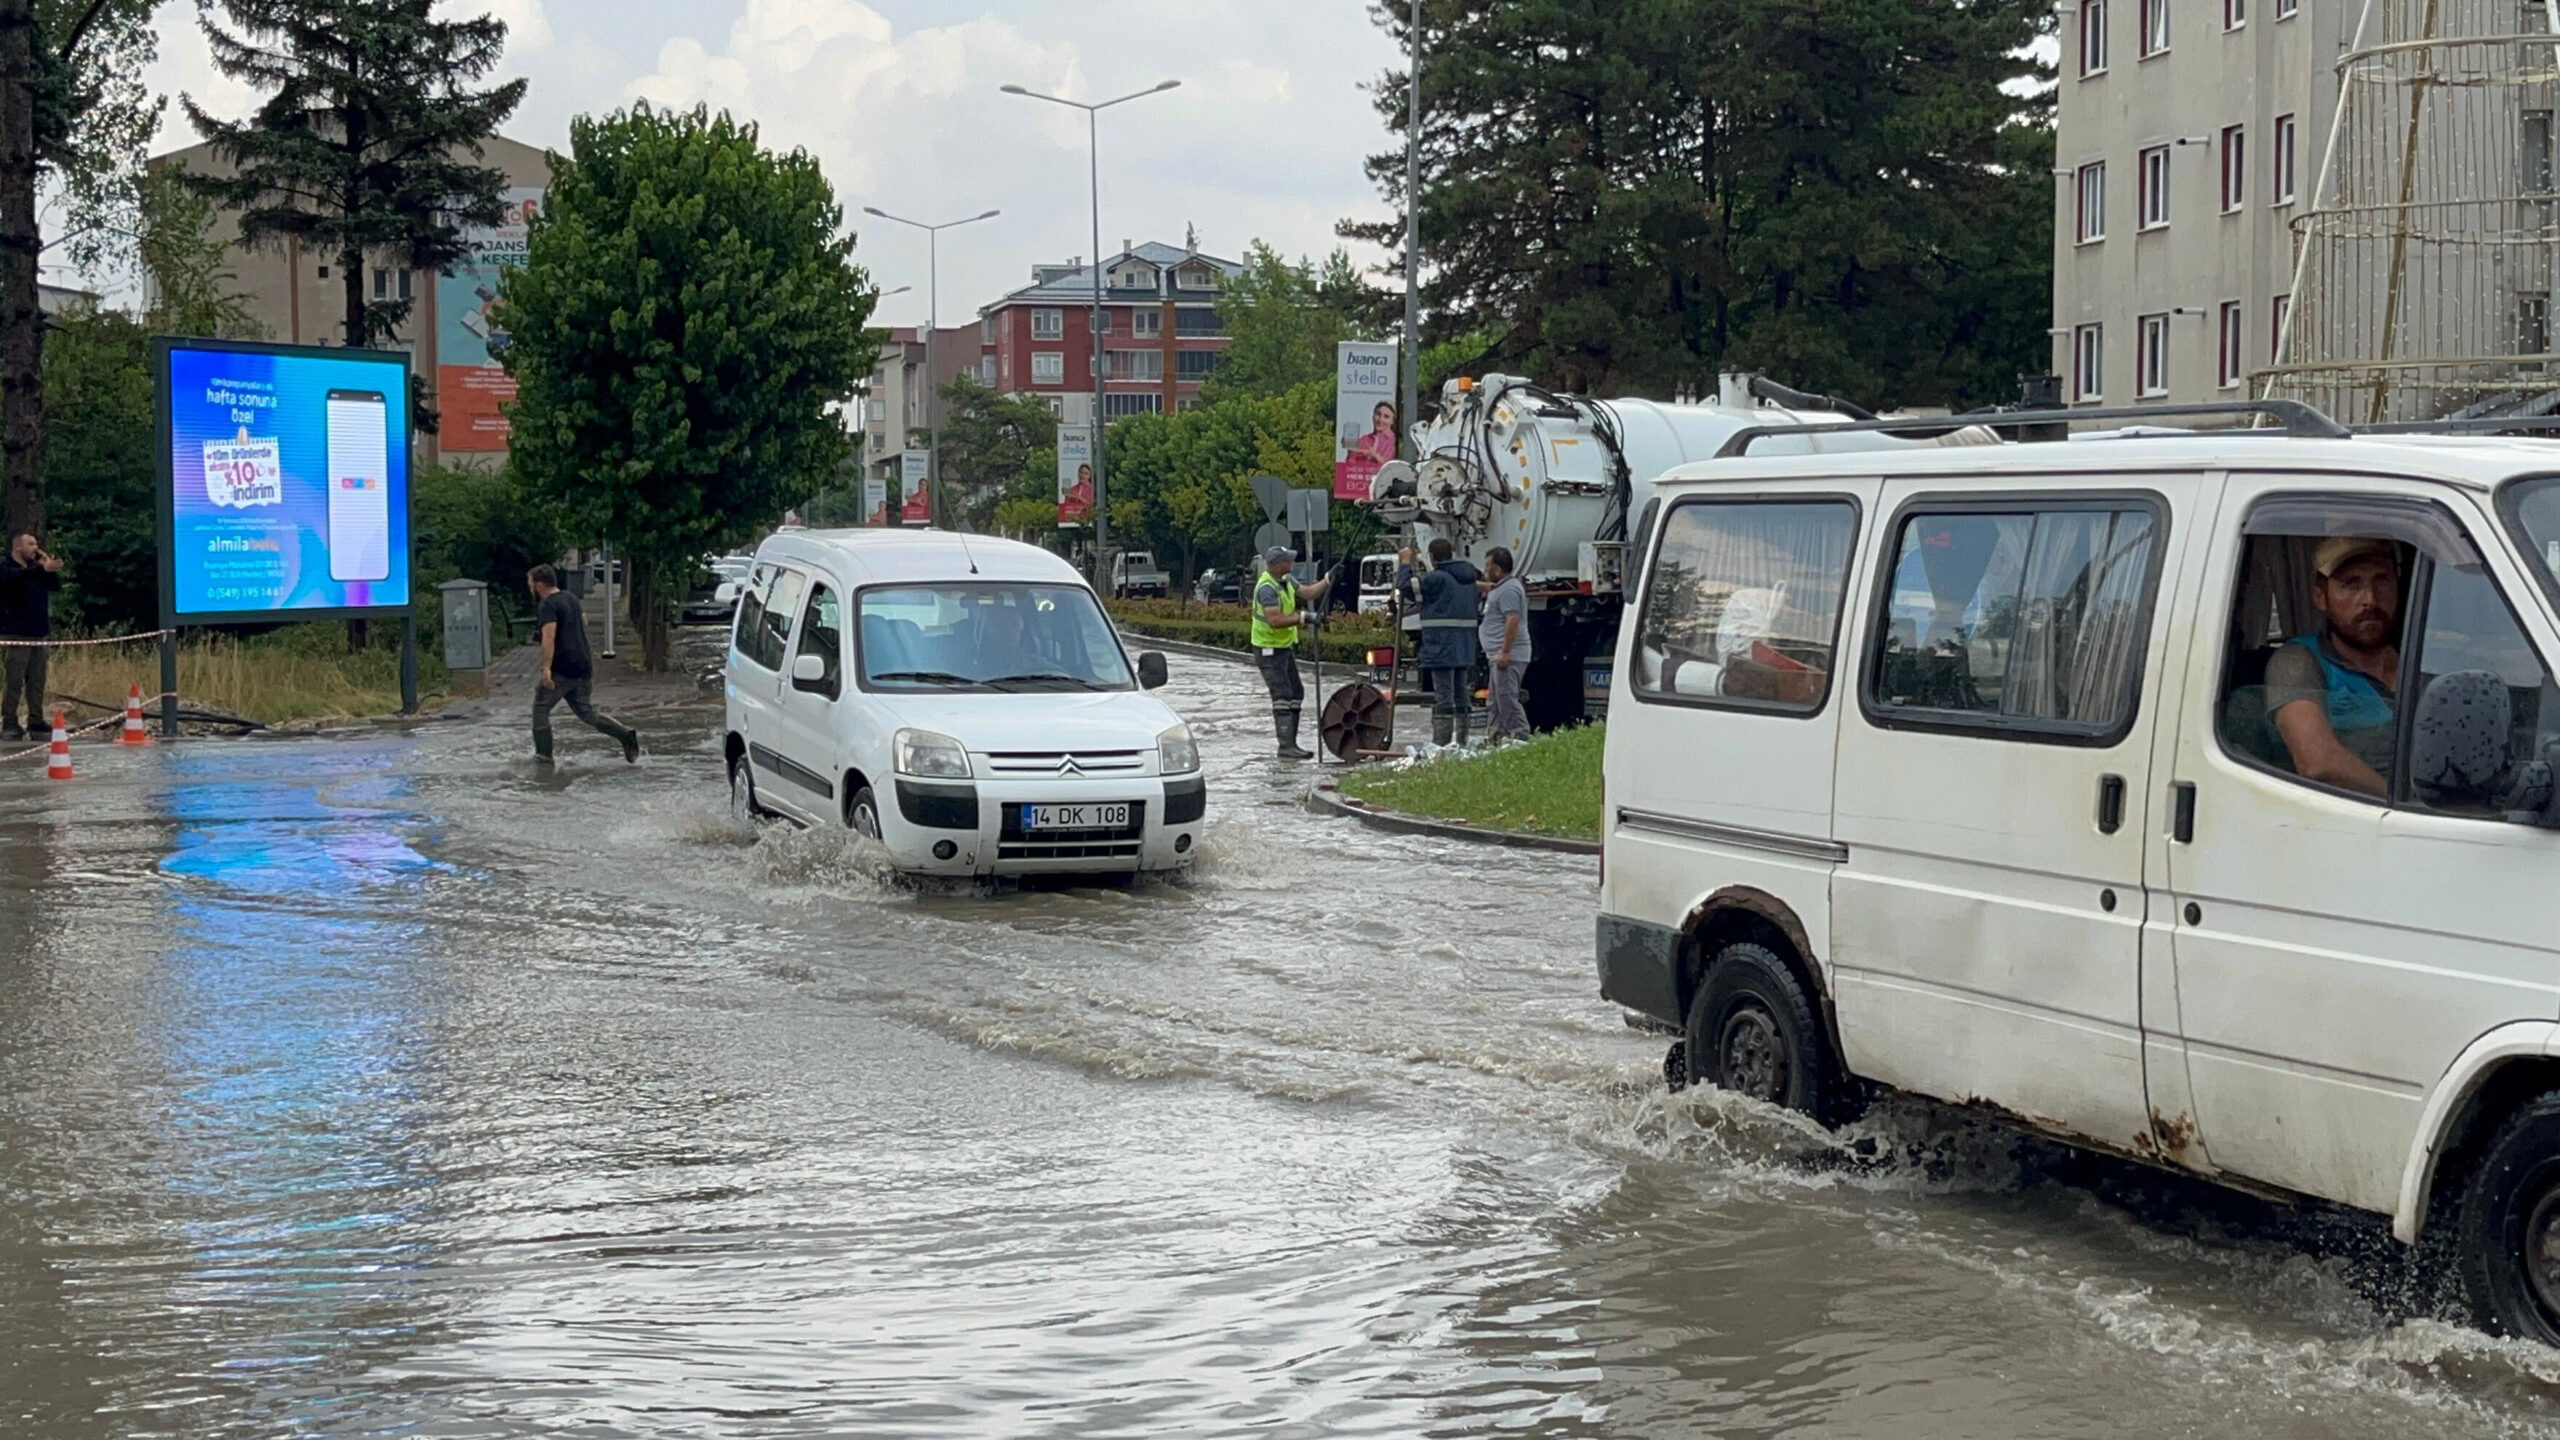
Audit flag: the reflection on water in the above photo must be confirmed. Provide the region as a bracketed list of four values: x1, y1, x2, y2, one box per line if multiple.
[1, 647, 2559, 1436]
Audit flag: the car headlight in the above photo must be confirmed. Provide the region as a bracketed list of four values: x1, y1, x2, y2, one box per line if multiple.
[1157, 723, 1199, 775]
[894, 728, 972, 779]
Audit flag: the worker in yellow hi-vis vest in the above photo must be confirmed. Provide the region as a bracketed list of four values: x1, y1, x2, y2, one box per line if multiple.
[1251, 545, 1335, 760]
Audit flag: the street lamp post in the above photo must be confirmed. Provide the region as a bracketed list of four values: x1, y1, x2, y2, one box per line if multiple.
[1000, 78, 1181, 563]
[862, 208, 1000, 530]
[1402, 0, 1421, 462]
[861, 284, 911, 524]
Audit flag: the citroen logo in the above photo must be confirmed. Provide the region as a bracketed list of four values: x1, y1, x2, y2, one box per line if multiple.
[1056, 756, 1083, 776]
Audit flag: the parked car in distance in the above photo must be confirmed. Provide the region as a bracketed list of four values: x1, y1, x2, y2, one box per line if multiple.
[723, 529, 1205, 878]
[681, 578, 742, 626]
[1112, 550, 1170, 598]
[1596, 416, 2560, 1343]
[1358, 552, 1399, 614]
[1193, 566, 1245, 604]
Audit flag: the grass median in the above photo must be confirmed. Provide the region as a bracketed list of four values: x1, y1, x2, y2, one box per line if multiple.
[1335, 723, 1604, 842]
[46, 623, 447, 728]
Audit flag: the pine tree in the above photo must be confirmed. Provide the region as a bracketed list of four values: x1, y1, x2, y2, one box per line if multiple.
[1346, 0, 2055, 410]
[181, 0, 526, 354]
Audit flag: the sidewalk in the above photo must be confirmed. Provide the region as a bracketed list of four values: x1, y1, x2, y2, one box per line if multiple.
[449, 586, 715, 721]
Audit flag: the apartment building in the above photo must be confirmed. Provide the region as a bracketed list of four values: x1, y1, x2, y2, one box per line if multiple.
[857, 323, 979, 505]
[2052, 0, 2358, 411]
[977, 241, 1241, 419]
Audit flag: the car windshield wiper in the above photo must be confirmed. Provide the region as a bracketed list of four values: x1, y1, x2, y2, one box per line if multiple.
[867, 670, 987, 688]
[980, 671, 1108, 692]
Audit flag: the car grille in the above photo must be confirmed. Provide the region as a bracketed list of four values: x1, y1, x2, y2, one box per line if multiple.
[980, 749, 1146, 777]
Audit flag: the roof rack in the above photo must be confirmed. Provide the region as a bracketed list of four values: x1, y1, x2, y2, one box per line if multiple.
[2353, 415, 2560, 436]
[1711, 399, 2350, 459]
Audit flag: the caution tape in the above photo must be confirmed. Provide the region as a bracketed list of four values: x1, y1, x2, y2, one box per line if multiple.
[0, 629, 173, 648]
[0, 691, 176, 763]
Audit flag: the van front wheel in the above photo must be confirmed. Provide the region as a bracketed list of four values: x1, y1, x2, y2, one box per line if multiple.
[2454, 1094, 2560, 1343]
[1683, 942, 1838, 1124]
[848, 785, 883, 841]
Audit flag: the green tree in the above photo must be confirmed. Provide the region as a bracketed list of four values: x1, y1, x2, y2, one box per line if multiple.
[39, 303, 152, 627]
[499, 102, 878, 670]
[1347, 0, 2054, 409]
[0, 0, 160, 536]
[1207, 241, 1385, 402]
[137, 161, 263, 339]
[181, 0, 526, 355]
[932, 372, 1066, 530]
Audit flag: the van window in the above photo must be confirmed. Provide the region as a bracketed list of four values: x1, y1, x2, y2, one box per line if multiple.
[792, 584, 842, 698]
[1632, 499, 1858, 712]
[1868, 504, 2159, 739]
[737, 567, 804, 672]
[2221, 495, 2558, 814]
[857, 583, 1134, 691]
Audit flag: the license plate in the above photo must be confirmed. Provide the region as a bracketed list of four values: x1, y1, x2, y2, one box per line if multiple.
[1022, 803, 1129, 831]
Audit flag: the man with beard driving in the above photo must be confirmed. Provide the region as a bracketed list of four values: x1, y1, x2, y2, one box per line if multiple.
[2266, 536, 2405, 797]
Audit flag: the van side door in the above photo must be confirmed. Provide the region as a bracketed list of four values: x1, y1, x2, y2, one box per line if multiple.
[735, 563, 812, 822]
[771, 578, 847, 822]
[2160, 477, 2560, 1215]
[1829, 475, 2202, 1152]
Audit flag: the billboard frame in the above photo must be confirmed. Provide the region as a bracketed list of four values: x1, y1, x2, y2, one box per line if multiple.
[154, 335, 420, 629]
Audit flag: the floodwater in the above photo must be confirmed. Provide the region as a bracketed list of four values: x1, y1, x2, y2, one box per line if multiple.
[6, 636, 2560, 1438]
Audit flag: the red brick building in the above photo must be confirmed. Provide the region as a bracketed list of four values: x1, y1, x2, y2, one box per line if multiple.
[976, 241, 1243, 421]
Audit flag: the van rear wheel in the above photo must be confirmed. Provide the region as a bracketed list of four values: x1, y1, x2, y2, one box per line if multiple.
[2453, 1093, 2560, 1342]
[729, 751, 767, 824]
[1682, 941, 1841, 1124]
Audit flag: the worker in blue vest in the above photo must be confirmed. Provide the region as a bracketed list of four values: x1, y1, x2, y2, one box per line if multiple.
[1252, 545, 1336, 760]
[1398, 537, 1483, 747]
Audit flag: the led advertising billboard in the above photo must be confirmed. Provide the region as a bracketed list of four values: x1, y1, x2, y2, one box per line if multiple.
[157, 338, 414, 625]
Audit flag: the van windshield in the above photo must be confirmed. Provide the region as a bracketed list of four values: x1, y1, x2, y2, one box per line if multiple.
[857, 583, 1135, 692]
[2506, 478, 2560, 607]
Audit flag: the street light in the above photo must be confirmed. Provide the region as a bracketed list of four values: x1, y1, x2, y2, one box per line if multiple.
[863, 206, 1001, 529]
[1000, 78, 1181, 561]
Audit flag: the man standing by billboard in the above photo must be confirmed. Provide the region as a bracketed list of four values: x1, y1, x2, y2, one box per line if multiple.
[0, 533, 62, 741]
[528, 564, 639, 764]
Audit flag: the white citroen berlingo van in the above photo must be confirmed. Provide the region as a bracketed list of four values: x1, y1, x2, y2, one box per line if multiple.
[1599, 402, 2560, 1339]
[722, 529, 1204, 877]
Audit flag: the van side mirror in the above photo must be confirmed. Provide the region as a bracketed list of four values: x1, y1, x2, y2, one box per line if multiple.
[2411, 670, 2514, 811]
[1138, 651, 1169, 690]
[790, 652, 835, 696]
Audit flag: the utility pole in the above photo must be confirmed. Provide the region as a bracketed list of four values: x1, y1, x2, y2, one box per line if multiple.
[1402, 0, 1422, 461]
[1002, 78, 1183, 567]
[863, 208, 999, 529]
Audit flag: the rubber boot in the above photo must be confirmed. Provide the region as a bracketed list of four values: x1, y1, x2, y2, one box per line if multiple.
[1276, 708, 1313, 761]
[1431, 713, 1453, 747]
[1456, 708, 1473, 749]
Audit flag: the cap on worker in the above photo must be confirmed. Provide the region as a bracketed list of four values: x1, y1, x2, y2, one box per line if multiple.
[2315, 535, 2396, 578]
[1263, 545, 1296, 566]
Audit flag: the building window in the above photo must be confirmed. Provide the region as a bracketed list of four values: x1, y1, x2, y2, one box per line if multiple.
[1176, 350, 1220, 381]
[1103, 393, 1162, 418]
[1031, 351, 1064, 385]
[1174, 308, 1226, 337]
[1108, 348, 1163, 381]
[2218, 301, 2245, 388]
[2138, 144, 2171, 229]
[2079, 0, 2108, 75]
[2273, 113, 2298, 204]
[1177, 266, 1217, 291]
[2224, 0, 2245, 27]
[370, 265, 412, 302]
[2220, 125, 2247, 212]
[1031, 308, 1063, 340]
[981, 317, 996, 343]
[2270, 293, 2293, 362]
[2276, 0, 2296, 15]
[2075, 323, 2105, 401]
[2138, 313, 2170, 396]
[2076, 161, 2107, 243]
[2140, 0, 2169, 54]
[2526, 111, 2555, 198]
[1133, 308, 1163, 338]
[1116, 266, 1155, 290]
[978, 357, 996, 384]
[1633, 500, 1861, 713]
[2522, 292, 2550, 358]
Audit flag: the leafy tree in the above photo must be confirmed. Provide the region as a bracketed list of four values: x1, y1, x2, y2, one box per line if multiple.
[0, 0, 160, 536]
[1346, 0, 2054, 409]
[1207, 242, 1386, 402]
[39, 302, 152, 627]
[137, 161, 263, 339]
[182, 0, 526, 354]
[499, 102, 878, 670]
[932, 372, 1066, 530]
[411, 460, 562, 632]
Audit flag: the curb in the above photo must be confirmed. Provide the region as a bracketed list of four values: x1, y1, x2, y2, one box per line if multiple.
[1303, 777, 1600, 855]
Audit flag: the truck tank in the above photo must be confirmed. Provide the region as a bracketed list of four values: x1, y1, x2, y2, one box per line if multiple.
[1364, 373, 1992, 729]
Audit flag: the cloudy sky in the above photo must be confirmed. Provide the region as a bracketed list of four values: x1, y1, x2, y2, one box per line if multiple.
[123, 0, 1408, 327]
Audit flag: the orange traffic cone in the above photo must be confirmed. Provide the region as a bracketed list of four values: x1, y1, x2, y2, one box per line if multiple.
[118, 683, 150, 744]
[45, 710, 71, 780]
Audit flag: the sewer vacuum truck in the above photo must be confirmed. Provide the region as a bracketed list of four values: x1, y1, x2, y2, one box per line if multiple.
[1356, 372, 1999, 732]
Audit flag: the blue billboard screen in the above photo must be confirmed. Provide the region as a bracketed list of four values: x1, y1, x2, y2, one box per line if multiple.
[160, 341, 413, 621]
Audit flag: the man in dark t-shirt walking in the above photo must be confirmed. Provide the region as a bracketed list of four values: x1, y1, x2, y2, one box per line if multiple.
[527, 564, 639, 763]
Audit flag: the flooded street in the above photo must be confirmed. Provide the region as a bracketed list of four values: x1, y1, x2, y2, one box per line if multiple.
[8, 637, 2560, 1438]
